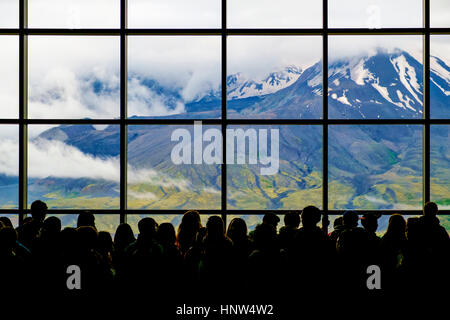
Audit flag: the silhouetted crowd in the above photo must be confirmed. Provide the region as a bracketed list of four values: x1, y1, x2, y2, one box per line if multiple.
[0, 201, 448, 305]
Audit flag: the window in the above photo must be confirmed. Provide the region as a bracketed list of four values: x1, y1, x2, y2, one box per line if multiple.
[0, 1, 448, 230]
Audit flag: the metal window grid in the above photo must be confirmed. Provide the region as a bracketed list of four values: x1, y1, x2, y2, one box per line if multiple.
[0, 0, 448, 230]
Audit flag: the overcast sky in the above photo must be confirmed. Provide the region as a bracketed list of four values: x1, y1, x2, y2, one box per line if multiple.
[0, 0, 449, 28]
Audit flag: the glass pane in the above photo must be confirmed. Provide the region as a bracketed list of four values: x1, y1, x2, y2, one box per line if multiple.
[227, 215, 286, 232]
[128, 36, 221, 119]
[28, 36, 120, 119]
[128, 0, 221, 28]
[329, 125, 423, 210]
[430, 35, 450, 119]
[228, 0, 322, 28]
[127, 125, 221, 210]
[329, 0, 422, 28]
[0, 36, 19, 119]
[127, 214, 214, 235]
[0, 126, 18, 209]
[227, 36, 322, 119]
[0, 0, 19, 28]
[48, 214, 119, 234]
[0, 214, 19, 228]
[431, 0, 450, 28]
[227, 125, 322, 210]
[431, 125, 449, 209]
[28, 0, 120, 28]
[28, 125, 120, 209]
[328, 35, 423, 119]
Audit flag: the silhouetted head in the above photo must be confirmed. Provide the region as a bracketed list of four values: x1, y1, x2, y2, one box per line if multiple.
[423, 202, 438, 218]
[60, 227, 77, 252]
[76, 226, 98, 251]
[206, 216, 225, 241]
[114, 223, 136, 249]
[30, 200, 48, 223]
[386, 214, 406, 237]
[177, 210, 202, 251]
[42, 216, 62, 235]
[157, 223, 176, 246]
[77, 211, 96, 229]
[0, 221, 4, 229]
[138, 217, 158, 239]
[301, 206, 321, 228]
[343, 211, 359, 228]
[333, 216, 344, 229]
[98, 231, 113, 254]
[361, 213, 380, 233]
[0, 217, 13, 228]
[262, 212, 280, 229]
[253, 223, 276, 250]
[226, 217, 248, 243]
[284, 211, 300, 229]
[406, 217, 421, 242]
[0, 227, 18, 252]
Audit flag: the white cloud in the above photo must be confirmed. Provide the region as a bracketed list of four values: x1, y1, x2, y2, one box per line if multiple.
[127, 36, 221, 115]
[329, 0, 422, 28]
[28, 0, 120, 28]
[0, 137, 18, 176]
[0, 36, 19, 118]
[0, 134, 192, 192]
[28, 36, 120, 119]
[0, 0, 18, 28]
[28, 138, 120, 181]
[431, 0, 450, 28]
[228, 0, 322, 28]
[128, 0, 221, 28]
[227, 36, 322, 80]
[329, 35, 423, 63]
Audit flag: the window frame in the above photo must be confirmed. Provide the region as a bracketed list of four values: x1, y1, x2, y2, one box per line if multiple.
[0, 0, 449, 230]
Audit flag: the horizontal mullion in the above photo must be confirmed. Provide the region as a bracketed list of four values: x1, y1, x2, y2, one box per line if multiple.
[2, 119, 450, 125]
[1, 28, 450, 36]
[3, 209, 449, 215]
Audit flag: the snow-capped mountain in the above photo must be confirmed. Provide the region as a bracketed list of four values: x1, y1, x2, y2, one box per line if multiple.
[226, 65, 303, 100]
[226, 48, 449, 119]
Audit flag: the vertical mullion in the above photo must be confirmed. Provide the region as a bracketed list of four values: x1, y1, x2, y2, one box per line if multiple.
[423, 0, 431, 205]
[221, 0, 227, 227]
[18, 0, 28, 225]
[120, 0, 128, 224]
[322, 0, 329, 232]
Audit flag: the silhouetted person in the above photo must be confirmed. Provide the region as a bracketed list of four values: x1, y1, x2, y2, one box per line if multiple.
[289, 206, 332, 294]
[248, 222, 284, 298]
[77, 211, 96, 229]
[17, 200, 48, 249]
[73, 226, 114, 294]
[415, 202, 450, 292]
[198, 216, 233, 298]
[226, 217, 252, 294]
[328, 216, 344, 245]
[0, 226, 27, 293]
[361, 213, 381, 265]
[113, 223, 135, 279]
[177, 210, 202, 255]
[379, 214, 407, 290]
[336, 211, 371, 291]
[123, 218, 163, 292]
[156, 222, 183, 295]
[278, 211, 300, 251]
[98, 231, 114, 268]
[0, 216, 31, 261]
[263, 212, 281, 230]
[31, 216, 63, 293]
